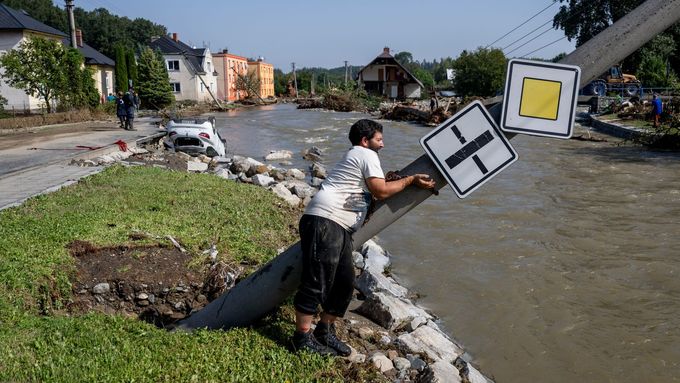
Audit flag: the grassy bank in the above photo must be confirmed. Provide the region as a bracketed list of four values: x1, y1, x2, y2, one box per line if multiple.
[0, 166, 372, 382]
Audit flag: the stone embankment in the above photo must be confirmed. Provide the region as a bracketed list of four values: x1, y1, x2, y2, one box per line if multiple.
[73, 140, 495, 383]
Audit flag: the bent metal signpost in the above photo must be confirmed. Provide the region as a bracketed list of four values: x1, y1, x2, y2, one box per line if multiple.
[176, 0, 680, 331]
[420, 60, 581, 198]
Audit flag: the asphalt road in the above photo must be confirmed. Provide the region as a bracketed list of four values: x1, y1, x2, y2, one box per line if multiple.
[0, 117, 162, 177]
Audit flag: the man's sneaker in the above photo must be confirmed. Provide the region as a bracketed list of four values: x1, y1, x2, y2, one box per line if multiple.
[291, 330, 337, 356]
[313, 322, 352, 356]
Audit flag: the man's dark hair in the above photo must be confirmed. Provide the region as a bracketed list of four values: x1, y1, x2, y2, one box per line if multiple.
[349, 119, 383, 145]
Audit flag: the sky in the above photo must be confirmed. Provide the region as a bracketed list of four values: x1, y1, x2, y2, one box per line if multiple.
[64, 0, 577, 71]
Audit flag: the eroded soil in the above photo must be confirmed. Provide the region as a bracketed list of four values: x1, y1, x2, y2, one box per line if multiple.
[68, 239, 239, 328]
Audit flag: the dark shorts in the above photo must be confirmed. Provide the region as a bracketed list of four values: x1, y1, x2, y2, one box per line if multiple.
[293, 214, 354, 317]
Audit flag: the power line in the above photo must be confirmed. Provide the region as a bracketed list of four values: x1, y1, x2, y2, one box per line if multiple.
[519, 36, 567, 58]
[502, 19, 553, 51]
[504, 26, 554, 55]
[484, 1, 556, 49]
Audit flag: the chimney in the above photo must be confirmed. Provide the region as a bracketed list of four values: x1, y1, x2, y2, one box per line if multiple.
[75, 29, 83, 47]
[172, 33, 178, 42]
[383, 47, 390, 54]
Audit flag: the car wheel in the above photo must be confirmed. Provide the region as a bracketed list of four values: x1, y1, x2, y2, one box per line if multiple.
[625, 84, 640, 96]
[206, 147, 218, 157]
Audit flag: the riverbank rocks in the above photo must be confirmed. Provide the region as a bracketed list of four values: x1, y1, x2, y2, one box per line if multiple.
[264, 150, 293, 161]
[286, 168, 306, 180]
[355, 268, 408, 298]
[270, 183, 301, 207]
[396, 323, 463, 363]
[187, 160, 208, 172]
[361, 239, 391, 273]
[302, 146, 324, 162]
[252, 174, 275, 187]
[420, 361, 462, 383]
[356, 292, 431, 330]
[311, 162, 327, 178]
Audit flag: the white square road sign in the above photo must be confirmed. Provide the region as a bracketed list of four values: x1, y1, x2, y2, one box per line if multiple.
[501, 59, 581, 139]
[420, 101, 518, 198]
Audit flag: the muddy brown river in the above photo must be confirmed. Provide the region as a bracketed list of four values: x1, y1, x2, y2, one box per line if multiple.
[216, 104, 680, 383]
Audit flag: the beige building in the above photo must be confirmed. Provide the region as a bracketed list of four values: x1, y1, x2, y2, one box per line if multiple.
[0, 4, 116, 110]
[213, 50, 248, 102]
[0, 4, 68, 111]
[247, 58, 275, 98]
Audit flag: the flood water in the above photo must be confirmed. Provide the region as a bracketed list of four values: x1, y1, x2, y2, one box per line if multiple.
[215, 103, 680, 383]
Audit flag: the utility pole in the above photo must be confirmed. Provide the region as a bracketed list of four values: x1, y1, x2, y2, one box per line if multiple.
[175, 0, 680, 331]
[65, 0, 77, 49]
[291, 62, 298, 98]
[344, 60, 348, 86]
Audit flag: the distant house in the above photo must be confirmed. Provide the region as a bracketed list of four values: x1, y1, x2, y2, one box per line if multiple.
[356, 47, 423, 99]
[213, 49, 248, 102]
[247, 57, 275, 98]
[149, 33, 218, 103]
[0, 4, 67, 111]
[0, 4, 115, 110]
[63, 29, 115, 102]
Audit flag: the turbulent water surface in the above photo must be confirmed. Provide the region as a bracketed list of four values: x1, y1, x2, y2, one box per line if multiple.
[215, 104, 680, 383]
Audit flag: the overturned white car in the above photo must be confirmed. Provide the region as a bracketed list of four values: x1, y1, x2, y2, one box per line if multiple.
[164, 117, 226, 157]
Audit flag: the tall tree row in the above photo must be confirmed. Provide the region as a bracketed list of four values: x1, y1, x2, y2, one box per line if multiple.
[114, 45, 128, 93]
[137, 48, 173, 109]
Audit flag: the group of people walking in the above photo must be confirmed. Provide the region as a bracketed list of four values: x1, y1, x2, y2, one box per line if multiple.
[113, 89, 139, 130]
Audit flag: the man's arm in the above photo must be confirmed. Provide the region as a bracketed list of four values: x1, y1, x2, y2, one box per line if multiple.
[366, 174, 435, 200]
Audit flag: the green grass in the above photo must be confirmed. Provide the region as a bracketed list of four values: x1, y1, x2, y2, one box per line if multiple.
[0, 165, 370, 382]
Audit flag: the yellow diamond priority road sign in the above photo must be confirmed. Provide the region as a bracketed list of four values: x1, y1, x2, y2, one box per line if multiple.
[501, 59, 581, 139]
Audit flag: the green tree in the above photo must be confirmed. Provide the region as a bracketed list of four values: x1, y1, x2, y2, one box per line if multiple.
[394, 51, 414, 68]
[274, 69, 288, 96]
[137, 47, 173, 109]
[60, 47, 99, 109]
[553, 0, 642, 47]
[126, 49, 138, 88]
[411, 67, 435, 91]
[432, 57, 455, 84]
[235, 72, 262, 98]
[452, 48, 507, 97]
[0, 36, 66, 112]
[114, 44, 128, 92]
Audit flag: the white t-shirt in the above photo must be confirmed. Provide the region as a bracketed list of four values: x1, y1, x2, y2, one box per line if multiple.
[305, 146, 384, 232]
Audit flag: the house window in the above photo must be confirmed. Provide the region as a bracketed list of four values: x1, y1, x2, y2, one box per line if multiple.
[200, 83, 204, 93]
[206, 62, 211, 72]
[167, 60, 180, 71]
[170, 82, 181, 93]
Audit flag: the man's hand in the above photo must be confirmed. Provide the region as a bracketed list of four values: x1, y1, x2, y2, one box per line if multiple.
[411, 174, 436, 190]
[367, 173, 437, 200]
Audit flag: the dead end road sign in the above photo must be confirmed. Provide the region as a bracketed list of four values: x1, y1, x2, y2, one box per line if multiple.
[420, 100, 518, 198]
[501, 59, 581, 139]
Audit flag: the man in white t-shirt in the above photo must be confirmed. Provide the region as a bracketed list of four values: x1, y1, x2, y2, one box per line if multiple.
[292, 119, 436, 356]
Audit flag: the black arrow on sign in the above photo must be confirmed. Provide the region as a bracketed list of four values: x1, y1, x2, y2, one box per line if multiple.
[445, 128, 493, 174]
